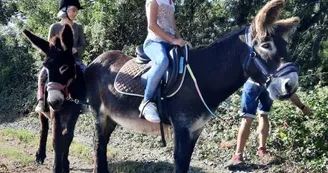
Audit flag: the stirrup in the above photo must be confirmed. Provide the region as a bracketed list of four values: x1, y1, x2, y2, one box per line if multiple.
[139, 100, 151, 118]
[138, 100, 160, 123]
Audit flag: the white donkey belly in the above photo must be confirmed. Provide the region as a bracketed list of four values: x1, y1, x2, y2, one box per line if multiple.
[110, 113, 171, 135]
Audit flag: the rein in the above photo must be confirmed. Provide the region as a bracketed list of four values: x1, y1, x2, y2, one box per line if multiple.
[184, 45, 219, 118]
[186, 27, 299, 120]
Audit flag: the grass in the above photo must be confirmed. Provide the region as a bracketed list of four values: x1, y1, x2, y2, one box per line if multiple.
[0, 128, 36, 167]
[0, 146, 34, 166]
[70, 140, 93, 163]
[0, 127, 93, 167]
[1, 128, 36, 144]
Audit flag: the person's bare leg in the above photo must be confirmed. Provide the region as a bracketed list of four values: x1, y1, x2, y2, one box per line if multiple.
[225, 117, 254, 167]
[235, 117, 254, 155]
[258, 114, 269, 149]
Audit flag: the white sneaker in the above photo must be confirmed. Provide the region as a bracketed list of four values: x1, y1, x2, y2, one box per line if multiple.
[139, 100, 160, 123]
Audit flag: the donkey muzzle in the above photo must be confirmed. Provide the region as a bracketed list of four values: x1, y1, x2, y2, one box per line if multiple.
[47, 90, 64, 110]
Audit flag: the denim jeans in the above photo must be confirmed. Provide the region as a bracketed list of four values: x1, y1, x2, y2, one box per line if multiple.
[143, 40, 174, 101]
[76, 60, 87, 72]
[240, 78, 273, 118]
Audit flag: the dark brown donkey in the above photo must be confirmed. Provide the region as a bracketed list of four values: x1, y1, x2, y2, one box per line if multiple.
[23, 24, 86, 173]
[85, 0, 300, 172]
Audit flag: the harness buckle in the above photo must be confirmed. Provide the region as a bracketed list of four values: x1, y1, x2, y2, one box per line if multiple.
[250, 52, 257, 58]
[74, 99, 80, 104]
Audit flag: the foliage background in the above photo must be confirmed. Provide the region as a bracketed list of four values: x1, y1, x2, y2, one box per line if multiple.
[0, 0, 327, 171]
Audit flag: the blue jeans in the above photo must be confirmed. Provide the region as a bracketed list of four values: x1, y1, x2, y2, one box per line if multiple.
[143, 40, 174, 101]
[76, 60, 87, 72]
[240, 79, 273, 118]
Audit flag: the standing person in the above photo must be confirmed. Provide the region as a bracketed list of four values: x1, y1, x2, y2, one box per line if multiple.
[35, 0, 86, 113]
[225, 77, 311, 167]
[139, 0, 185, 123]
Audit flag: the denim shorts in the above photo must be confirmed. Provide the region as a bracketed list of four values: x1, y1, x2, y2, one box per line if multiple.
[240, 79, 273, 118]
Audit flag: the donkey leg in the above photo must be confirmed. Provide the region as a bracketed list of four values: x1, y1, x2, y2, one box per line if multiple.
[93, 112, 117, 173]
[52, 114, 63, 173]
[35, 113, 49, 164]
[62, 112, 80, 173]
[173, 126, 203, 173]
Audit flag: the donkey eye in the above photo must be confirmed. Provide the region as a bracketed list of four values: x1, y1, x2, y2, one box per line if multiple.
[262, 43, 271, 49]
[59, 65, 69, 74]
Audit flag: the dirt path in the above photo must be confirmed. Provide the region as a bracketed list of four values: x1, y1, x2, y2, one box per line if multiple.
[0, 113, 298, 173]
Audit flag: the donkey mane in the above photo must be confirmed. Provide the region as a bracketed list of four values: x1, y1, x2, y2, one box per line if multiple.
[190, 27, 247, 69]
[192, 28, 246, 52]
[210, 28, 245, 47]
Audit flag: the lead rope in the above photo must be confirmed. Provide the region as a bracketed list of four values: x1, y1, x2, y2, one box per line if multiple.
[185, 44, 228, 122]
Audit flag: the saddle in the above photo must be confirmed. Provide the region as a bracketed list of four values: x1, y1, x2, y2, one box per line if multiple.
[114, 45, 188, 98]
[114, 45, 189, 147]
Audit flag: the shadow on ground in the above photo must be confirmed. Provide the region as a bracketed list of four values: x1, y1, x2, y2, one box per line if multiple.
[71, 160, 206, 173]
[227, 157, 285, 172]
[96, 160, 207, 173]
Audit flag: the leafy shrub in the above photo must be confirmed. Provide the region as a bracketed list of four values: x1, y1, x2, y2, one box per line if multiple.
[0, 28, 36, 118]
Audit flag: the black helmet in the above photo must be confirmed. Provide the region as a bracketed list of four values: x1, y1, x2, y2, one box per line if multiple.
[59, 0, 83, 10]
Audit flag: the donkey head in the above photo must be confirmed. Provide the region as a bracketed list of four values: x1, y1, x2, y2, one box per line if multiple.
[23, 24, 76, 110]
[244, 0, 300, 100]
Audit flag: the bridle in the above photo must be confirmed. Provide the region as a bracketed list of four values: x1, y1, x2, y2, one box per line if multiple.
[46, 64, 77, 103]
[242, 27, 299, 88]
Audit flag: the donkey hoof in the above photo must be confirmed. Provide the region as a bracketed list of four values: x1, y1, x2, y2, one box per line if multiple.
[35, 158, 45, 165]
[63, 160, 70, 173]
[35, 152, 46, 164]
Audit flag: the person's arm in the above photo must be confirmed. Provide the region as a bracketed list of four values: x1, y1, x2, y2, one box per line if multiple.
[74, 24, 85, 57]
[47, 24, 56, 41]
[147, 0, 183, 46]
[172, 15, 182, 39]
[290, 94, 311, 115]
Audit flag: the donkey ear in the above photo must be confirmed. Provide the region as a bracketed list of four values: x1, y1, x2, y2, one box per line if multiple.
[61, 24, 74, 50]
[252, 0, 286, 40]
[23, 29, 50, 53]
[275, 17, 300, 40]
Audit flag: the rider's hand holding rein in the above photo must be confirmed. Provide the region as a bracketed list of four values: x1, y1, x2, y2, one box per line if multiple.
[140, 0, 186, 123]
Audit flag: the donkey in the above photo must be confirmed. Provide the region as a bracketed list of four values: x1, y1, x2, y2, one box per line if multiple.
[85, 0, 300, 172]
[23, 24, 86, 173]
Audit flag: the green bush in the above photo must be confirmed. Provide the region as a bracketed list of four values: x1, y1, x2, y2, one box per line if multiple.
[270, 86, 328, 171]
[196, 86, 328, 172]
[0, 28, 36, 118]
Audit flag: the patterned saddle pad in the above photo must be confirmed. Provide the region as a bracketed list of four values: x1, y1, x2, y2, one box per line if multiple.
[114, 58, 186, 98]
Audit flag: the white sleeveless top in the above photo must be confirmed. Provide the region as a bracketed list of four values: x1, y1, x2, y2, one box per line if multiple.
[145, 0, 176, 42]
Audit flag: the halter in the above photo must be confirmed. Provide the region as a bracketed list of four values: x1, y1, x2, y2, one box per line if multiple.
[243, 27, 299, 87]
[46, 64, 78, 103]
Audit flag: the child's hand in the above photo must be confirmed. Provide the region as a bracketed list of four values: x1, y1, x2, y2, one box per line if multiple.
[302, 106, 311, 115]
[172, 38, 185, 47]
